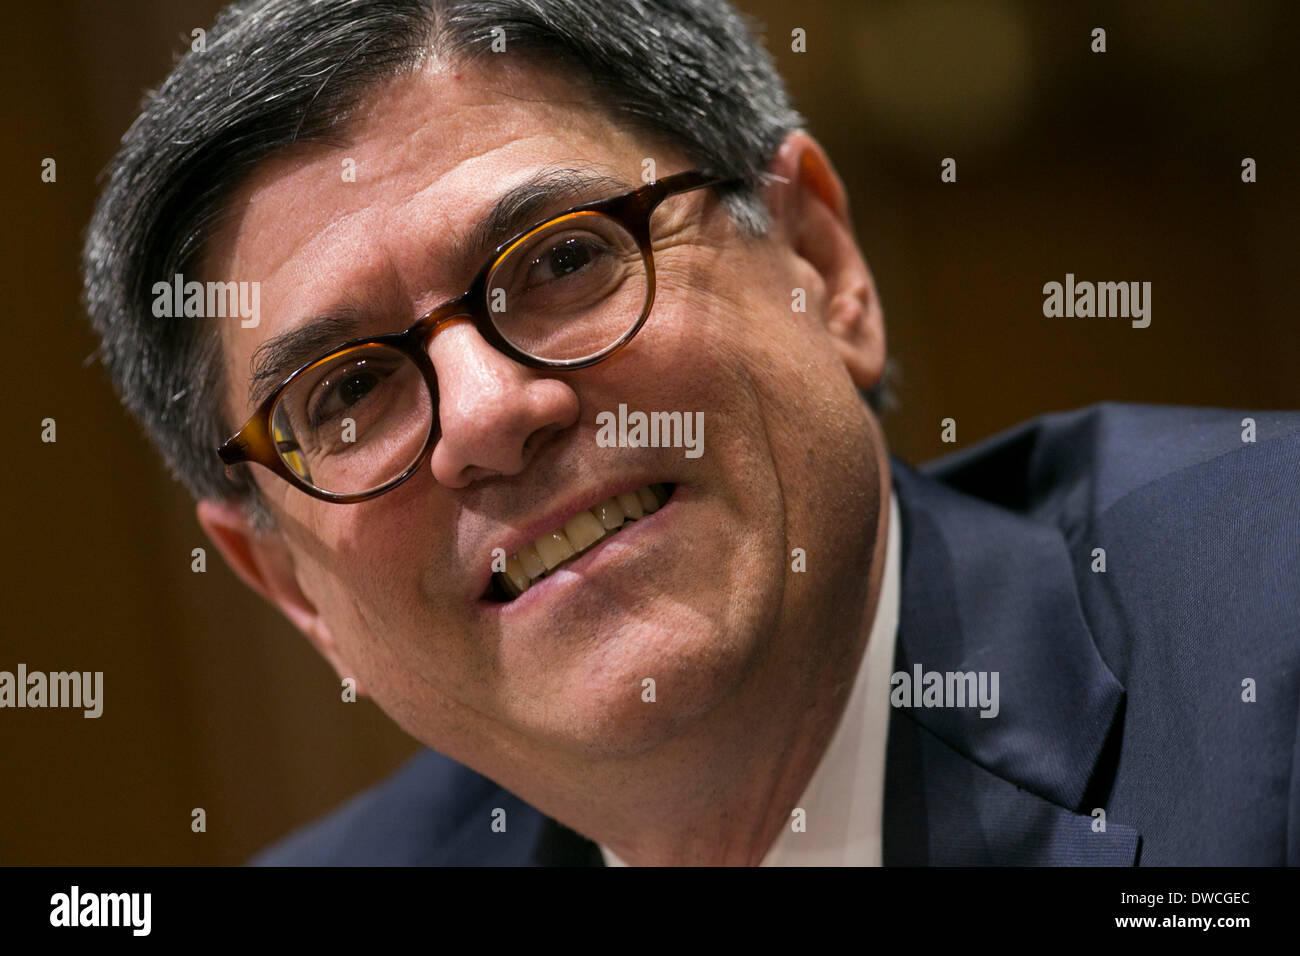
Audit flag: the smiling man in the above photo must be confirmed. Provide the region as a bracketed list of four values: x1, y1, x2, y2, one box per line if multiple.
[84, 0, 1300, 867]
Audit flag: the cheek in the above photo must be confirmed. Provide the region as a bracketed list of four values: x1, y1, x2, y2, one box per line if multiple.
[661, 238, 828, 346]
[292, 493, 445, 653]
[663, 244, 876, 524]
[301, 537, 479, 727]
[655, 247, 850, 424]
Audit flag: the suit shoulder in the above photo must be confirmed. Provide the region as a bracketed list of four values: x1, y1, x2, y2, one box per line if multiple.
[247, 749, 525, 866]
[923, 401, 1300, 526]
[1080, 402, 1300, 514]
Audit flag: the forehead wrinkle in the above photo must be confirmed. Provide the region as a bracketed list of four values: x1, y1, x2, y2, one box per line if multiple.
[215, 59, 644, 314]
[224, 132, 559, 319]
[215, 56, 649, 298]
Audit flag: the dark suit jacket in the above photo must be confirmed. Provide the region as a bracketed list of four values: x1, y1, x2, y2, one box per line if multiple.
[252, 402, 1300, 866]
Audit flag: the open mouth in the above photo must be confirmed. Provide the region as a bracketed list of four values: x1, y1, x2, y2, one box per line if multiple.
[486, 483, 675, 602]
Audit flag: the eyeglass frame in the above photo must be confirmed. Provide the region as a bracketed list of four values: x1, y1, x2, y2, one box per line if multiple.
[216, 168, 745, 504]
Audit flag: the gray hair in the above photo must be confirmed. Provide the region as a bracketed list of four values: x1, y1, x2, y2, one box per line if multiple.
[83, 0, 889, 527]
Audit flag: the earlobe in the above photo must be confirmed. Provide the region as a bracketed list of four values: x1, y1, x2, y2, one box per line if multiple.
[764, 131, 887, 393]
[195, 497, 363, 695]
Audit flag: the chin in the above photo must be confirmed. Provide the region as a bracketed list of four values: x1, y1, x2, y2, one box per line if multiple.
[499, 609, 765, 760]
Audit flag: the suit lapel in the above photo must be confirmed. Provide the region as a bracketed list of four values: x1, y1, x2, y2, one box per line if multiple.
[883, 704, 1140, 865]
[884, 456, 1139, 865]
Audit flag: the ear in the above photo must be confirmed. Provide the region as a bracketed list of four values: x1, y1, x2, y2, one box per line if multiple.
[762, 131, 886, 392]
[196, 497, 363, 695]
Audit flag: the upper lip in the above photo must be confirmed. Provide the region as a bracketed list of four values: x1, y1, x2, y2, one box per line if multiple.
[471, 477, 672, 601]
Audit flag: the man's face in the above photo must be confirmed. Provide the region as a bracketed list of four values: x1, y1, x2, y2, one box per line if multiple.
[204, 58, 884, 775]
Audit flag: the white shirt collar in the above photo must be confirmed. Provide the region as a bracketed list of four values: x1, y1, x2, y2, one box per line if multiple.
[601, 490, 902, 866]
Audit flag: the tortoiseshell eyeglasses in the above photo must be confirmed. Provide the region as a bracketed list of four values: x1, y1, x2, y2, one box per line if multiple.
[217, 169, 742, 503]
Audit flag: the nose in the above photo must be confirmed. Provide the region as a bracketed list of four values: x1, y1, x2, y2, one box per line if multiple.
[425, 321, 580, 488]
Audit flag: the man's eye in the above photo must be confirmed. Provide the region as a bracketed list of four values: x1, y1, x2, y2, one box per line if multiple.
[308, 369, 383, 429]
[522, 235, 608, 290]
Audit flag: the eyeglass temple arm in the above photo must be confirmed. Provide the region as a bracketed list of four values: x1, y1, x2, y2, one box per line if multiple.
[652, 169, 746, 202]
[218, 411, 272, 467]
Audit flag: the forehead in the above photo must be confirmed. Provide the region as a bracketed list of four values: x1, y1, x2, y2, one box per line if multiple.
[203, 58, 673, 419]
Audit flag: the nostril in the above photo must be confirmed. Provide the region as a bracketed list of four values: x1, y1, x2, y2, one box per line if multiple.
[521, 422, 563, 461]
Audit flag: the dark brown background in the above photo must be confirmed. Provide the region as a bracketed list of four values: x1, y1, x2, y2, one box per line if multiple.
[3, 0, 1295, 864]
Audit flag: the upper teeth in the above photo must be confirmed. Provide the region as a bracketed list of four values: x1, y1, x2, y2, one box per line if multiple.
[496, 483, 670, 599]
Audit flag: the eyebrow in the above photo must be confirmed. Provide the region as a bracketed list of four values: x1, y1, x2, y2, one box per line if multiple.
[245, 165, 632, 410]
[464, 164, 629, 268]
[248, 311, 363, 409]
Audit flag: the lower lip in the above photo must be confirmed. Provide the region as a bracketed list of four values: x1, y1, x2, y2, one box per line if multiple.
[480, 490, 680, 617]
